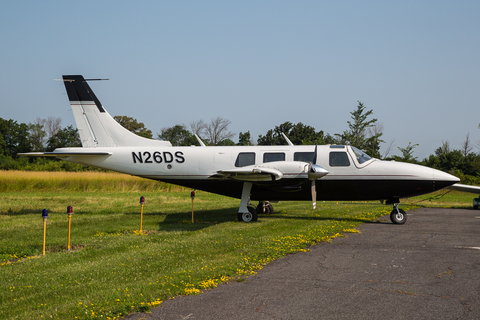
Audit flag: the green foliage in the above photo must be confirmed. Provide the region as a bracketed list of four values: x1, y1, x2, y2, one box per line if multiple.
[46, 125, 82, 151]
[0, 118, 31, 158]
[257, 122, 334, 145]
[237, 131, 253, 146]
[392, 142, 419, 163]
[157, 124, 198, 146]
[421, 149, 480, 179]
[217, 138, 236, 146]
[0, 156, 103, 172]
[113, 115, 153, 139]
[27, 122, 47, 152]
[335, 101, 384, 157]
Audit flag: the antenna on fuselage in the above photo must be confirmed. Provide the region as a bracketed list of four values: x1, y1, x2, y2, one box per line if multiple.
[281, 133, 294, 146]
[195, 134, 206, 147]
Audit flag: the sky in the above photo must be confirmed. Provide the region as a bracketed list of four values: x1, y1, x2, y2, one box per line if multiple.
[1, 1, 479, 159]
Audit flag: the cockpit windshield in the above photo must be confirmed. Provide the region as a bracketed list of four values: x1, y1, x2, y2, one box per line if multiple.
[351, 147, 372, 164]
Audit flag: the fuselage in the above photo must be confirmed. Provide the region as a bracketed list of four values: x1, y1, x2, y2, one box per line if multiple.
[55, 144, 459, 203]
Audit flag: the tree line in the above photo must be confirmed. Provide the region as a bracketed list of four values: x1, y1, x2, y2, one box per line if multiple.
[1, 102, 480, 184]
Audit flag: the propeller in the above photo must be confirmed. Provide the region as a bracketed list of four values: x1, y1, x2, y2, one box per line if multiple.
[308, 144, 329, 209]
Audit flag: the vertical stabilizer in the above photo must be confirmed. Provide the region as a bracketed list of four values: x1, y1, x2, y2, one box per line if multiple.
[62, 75, 171, 147]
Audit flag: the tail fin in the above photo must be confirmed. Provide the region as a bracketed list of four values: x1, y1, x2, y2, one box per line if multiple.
[62, 75, 171, 148]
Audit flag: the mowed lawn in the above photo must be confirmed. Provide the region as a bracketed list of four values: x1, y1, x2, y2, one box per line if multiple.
[0, 171, 470, 319]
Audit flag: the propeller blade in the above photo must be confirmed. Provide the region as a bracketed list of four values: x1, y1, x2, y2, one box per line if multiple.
[311, 180, 317, 209]
[313, 144, 318, 165]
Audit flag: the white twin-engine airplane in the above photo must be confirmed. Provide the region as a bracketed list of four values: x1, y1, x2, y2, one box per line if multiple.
[22, 75, 472, 224]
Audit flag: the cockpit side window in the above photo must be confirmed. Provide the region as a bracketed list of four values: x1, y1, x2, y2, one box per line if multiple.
[235, 152, 255, 167]
[263, 153, 285, 163]
[329, 152, 350, 167]
[351, 147, 372, 164]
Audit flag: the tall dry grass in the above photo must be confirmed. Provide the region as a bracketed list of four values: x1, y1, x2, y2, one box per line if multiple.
[0, 170, 186, 193]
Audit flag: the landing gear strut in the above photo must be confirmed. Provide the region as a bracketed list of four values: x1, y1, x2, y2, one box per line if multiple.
[390, 203, 407, 224]
[237, 182, 258, 222]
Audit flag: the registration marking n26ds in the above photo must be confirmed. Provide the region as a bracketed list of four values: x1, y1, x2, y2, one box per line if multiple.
[132, 151, 185, 164]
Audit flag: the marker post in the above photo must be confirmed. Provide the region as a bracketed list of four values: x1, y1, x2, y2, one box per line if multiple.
[139, 196, 145, 233]
[42, 209, 48, 256]
[191, 190, 195, 223]
[67, 206, 73, 251]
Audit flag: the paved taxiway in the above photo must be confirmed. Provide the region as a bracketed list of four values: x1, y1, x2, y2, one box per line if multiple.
[126, 208, 480, 319]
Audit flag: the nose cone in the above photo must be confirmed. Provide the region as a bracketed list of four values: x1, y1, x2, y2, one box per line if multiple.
[433, 169, 460, 190]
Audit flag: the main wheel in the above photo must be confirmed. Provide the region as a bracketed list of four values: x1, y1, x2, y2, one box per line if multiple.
[390, 208, 407, 224]
[257, 202, 274, 215]
[238, 206, 258, 222]
[265, 203, 273, 215]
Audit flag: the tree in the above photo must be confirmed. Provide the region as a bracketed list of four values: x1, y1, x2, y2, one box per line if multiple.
[113, 115, 153, 139]
[0, 132, 6, 155]
[257, 122, 294, 145]
[393, 142, 419, 163]
[46, 125, 82, 151]
[157, 125, 198, 146]
[217, 138, 236, 146]
[461, 133, 473, 158]
[0, 118, 31, 157]
[44, 116, 62, 138]
[190, 119, 207, 136]
[435, 140, 451, 156]
[238, 131, 253, 146]
[203, 117, 234, 146]
[335, 101, 384, 156]
[28, 121, 47, 152]
[257, 121, 334, 145]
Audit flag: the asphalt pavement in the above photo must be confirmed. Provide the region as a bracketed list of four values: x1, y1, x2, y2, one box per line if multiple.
[125, 208, 480, 320]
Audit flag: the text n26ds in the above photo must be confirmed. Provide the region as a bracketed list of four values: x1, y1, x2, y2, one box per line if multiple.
[132, 151, 185, 164]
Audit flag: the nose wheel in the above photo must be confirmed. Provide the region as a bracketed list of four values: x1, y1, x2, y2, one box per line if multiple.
[390, 203, 407, 224]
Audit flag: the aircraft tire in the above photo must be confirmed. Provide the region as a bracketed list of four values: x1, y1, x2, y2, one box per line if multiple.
[265, 203, 274, 215]
[238, 207, 258, 222]
[390, 208, 407, 224]
[256, 203, 273, 215]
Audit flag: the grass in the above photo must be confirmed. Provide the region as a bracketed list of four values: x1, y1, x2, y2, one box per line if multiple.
[0, 171, 475, 319]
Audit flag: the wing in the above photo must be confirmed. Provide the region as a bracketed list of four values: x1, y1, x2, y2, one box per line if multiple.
[210, 161, 328, 182]
[447, 183, 480, 194]
[212, 166, 284, 182]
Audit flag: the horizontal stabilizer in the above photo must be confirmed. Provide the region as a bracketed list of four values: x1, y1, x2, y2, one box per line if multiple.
[18, 152, 111, 157]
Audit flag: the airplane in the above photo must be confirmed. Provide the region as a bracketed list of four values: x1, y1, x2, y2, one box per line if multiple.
[21, 75, 470, 225]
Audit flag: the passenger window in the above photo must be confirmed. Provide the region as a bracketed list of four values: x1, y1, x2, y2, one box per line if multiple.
[235, 152, 255, 167]
[294, 152, 314, 162]
[263, 153, 285, 163]
[329, 152, 350, 167]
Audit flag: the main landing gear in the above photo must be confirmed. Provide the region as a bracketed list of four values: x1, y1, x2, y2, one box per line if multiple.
[390, 203, 407, 224]
[237, 182, 258, 222]
[256, 201, 274, 215]
[237, 183, 275, 222]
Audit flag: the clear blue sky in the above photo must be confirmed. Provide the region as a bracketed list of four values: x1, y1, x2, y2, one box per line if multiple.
[1, 1, 479, 159]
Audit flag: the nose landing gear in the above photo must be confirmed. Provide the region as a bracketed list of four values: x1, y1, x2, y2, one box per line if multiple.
[390, 203, 407, 224]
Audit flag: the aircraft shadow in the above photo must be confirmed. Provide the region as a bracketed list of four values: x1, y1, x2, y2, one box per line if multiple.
[261, 214, 390, 224]
[158, 207, 238, 232]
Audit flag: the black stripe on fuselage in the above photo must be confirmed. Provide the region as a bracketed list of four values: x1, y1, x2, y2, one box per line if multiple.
[159, 179, 455, 202]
